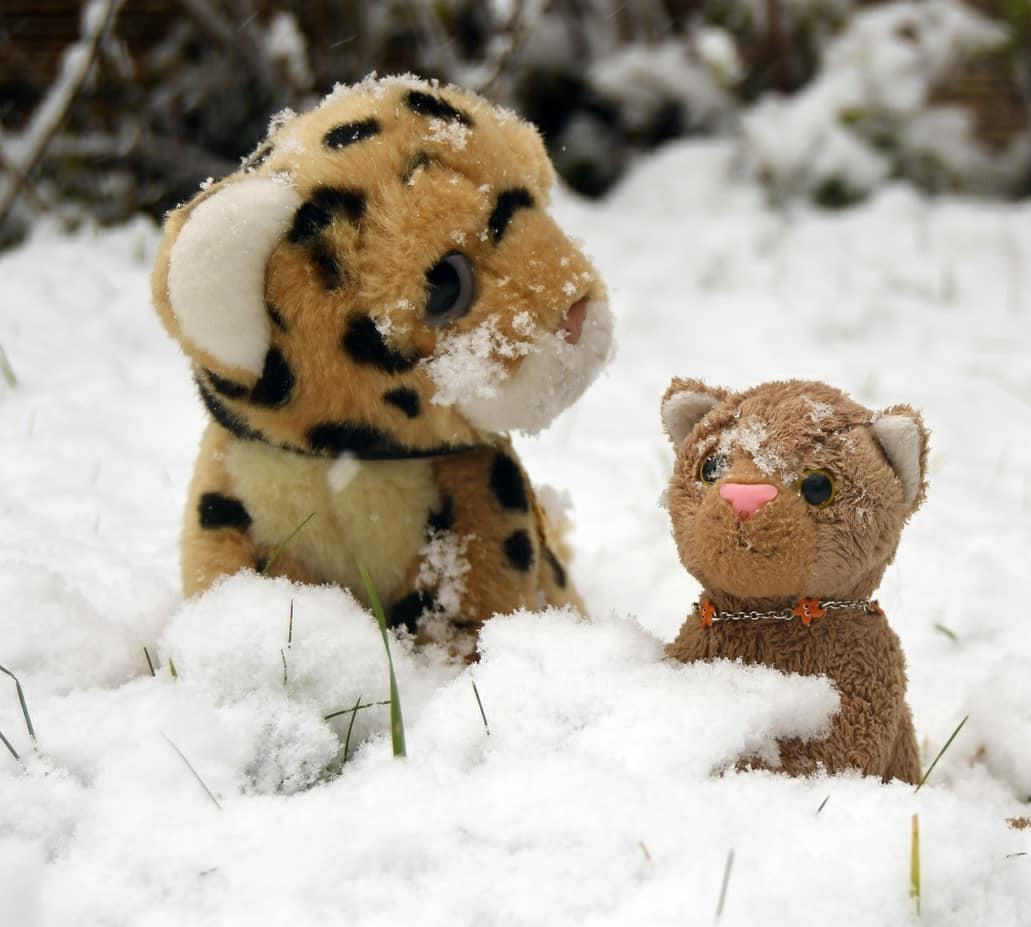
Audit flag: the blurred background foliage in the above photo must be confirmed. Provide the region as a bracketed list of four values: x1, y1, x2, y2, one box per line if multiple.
[1, 0, 1029, 246]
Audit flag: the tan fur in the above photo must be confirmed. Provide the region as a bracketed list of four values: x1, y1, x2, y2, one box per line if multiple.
[155, 77, 605, 653]
[223, 442, 439, 604]
[662, 379, 928, 782]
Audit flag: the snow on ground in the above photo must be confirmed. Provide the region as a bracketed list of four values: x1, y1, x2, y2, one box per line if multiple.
[1, 141, 1030, 925]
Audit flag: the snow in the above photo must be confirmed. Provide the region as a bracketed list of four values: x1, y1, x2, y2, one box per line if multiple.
[2, 138, 1031, 923]
[590, 39, 735, 135]
[262, 12, 313, 91]
[417, 528, 473, 618]
[741, 0, 1017, 200]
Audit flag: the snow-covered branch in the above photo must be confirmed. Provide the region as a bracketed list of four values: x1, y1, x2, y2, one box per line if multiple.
[0, 0, 126, 226]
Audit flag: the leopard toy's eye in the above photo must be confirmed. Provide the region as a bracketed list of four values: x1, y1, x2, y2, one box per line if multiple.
[425, 251, 476, 326]
[699, 455, 728, 485]
[799, 469, 835, 508]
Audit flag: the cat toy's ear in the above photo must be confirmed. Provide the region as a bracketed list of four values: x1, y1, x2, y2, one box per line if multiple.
[871, 405, 930, 509]
[152, 176, 302, 378]
[661, 378, 728, 446]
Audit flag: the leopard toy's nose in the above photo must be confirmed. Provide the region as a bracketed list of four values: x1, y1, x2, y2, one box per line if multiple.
[719, 482, 778, 519]
[561, 297, 589, 345]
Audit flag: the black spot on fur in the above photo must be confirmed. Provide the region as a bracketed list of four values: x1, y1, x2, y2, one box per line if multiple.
[489, 188, 534, 244]
[544, 547, 567, 589]
[428, 495, 455, 534]
[205, 369, 248, 400]
[267, 302, 287, 331]
[504, 529, 534, 572]
[199, 492, 251, 530]
[489, 452, 529, 512]
[388, 590, 435, 632]
[310, 240, 345, 290]
[196, 378, 265, 442]
[307, 422, 472, 460]
[383, 387, 421, 418]
[289, 203, 330, 245]
[250, 347, 294, 407]
[255, 557, 268, 573]
[342, 316, 417, 373]
[323, 118, 381, 149]
[402, 151, 431, 184]
[288, 187, 366, 244]
[404, 90, 473, 126]
[244, 143, 273, 170]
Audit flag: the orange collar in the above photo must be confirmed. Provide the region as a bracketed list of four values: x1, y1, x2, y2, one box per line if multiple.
[698, 596, 885, 628]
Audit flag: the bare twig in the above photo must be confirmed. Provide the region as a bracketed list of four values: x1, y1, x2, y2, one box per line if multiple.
[0, 0, 126, 226]
[175, 0, 274, 87]
[45, 131, 235, 185]
[477, 0, 528, 98]
[0, 146, 51, 214]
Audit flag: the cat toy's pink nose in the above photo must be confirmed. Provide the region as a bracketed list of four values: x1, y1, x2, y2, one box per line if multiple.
[719, 482, 778, 519]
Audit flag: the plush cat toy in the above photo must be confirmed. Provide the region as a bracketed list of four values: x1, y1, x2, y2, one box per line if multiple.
[661, 378, 927, 782]
[151, 76, 612, 653]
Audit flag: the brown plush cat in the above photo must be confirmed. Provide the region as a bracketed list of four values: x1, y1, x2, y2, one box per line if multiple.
[661, 378, 928, 783]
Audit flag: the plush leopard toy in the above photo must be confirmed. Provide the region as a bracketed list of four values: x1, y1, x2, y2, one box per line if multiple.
[662, 379, 927, 782]
[151, 76, 612, 653]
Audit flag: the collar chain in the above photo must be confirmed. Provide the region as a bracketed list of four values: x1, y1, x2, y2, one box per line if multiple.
[697, 596, 884, 628]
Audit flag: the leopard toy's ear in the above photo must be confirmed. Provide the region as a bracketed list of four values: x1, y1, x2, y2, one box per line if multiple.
[661, 378, 729, 447]
[871, 405, 930, 510]
[152, 176, 301, 379]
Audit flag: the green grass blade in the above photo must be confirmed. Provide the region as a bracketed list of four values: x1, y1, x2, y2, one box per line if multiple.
[261, 513, 315, 576]
[916, 715, 968, 792]
[357, 561, 406, 758]
[816, 795, 829, 814]
[0, 727, 21, 763]
[323, 699, 390, 722]
[287, 599, 294, 645]
[0, 345, 17, 387]
[472, 680, 490, 735]
[162, 733, 222, 810]
[715, 848, 735, 920]
[280, 649, 288, 686]
[910, 814, 921, 916]
[342, 693, 364, 762]
[143, 647, 156, 677]
[933, 623, 958, 642]
[168, 656, 178, 680]
[0, 662, 36, 743]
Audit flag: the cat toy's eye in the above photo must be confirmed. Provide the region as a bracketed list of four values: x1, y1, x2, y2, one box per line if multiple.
[699, 455, 728, 484]
[799, 469, 835, 508]
[425, 251, 476, 326]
